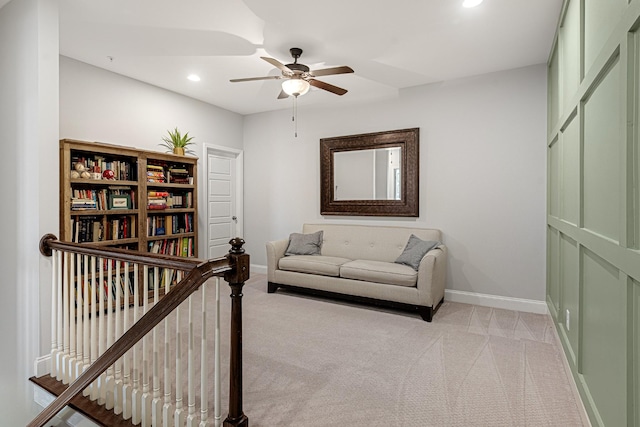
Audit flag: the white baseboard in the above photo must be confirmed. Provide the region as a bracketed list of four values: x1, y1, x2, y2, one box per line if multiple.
[250, 264, 547, 315]
[445, 289, 548, 314]
[34, 355, 50, 377]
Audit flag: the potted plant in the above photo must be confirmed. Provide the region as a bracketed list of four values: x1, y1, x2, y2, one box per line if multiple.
[160, 127, 195, 156]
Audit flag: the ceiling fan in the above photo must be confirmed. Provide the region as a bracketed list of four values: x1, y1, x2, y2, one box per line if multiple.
[230, 47, 354, 99]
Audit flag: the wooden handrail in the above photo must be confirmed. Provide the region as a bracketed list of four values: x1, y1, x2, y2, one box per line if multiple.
[40, 233, 201, 271]
[29, 235, 247, 427]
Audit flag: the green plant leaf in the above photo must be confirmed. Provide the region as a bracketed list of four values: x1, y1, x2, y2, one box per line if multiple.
[159, 127, 195, 152]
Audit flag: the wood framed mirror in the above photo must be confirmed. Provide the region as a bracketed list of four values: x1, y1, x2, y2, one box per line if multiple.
[320, 128, 419, 216]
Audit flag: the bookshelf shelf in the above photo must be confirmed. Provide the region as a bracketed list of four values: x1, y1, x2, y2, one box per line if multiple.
[146, 232, 196, 242]
[71, 209, 139, 216]
[146, 182, 193, 189]
[83, 238, 140, 246]
[70, 179, 139, 187]
[146, 208, 195, 214]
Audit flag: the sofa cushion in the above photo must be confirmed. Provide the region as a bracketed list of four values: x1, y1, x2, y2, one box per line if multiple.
[285, 230, 323, 256]
[340, 260, 418, 287]
[279, 255, 351, 277]
[395, 234, 440, 270]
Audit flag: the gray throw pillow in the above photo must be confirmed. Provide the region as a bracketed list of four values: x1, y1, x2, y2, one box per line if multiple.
[285, 230, 323, 256]
[394, 234, 440, 270]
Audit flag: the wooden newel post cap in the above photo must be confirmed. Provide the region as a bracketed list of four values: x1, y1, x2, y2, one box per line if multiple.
[39, 233, 58, 257]
[229, 237, 246, 254]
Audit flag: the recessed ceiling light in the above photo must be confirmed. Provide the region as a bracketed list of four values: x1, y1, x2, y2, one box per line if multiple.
[187, 74, 201, 82]
[463, 0, 483, 7]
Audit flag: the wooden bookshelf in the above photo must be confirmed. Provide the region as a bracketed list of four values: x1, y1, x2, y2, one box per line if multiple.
[59, 139, 198, 258]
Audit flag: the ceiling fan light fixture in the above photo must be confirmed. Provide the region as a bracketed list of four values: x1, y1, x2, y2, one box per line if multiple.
[282, 78, 310, 97]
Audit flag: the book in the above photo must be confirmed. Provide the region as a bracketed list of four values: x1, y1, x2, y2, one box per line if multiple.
[92, 221, 103, 242]
[182, 237, 189, 257]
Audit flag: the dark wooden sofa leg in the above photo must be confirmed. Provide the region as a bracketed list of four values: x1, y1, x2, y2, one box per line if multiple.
[418, 306, 433, 322]
[418, 297, 445, 322]
[267, 282, 279, 293]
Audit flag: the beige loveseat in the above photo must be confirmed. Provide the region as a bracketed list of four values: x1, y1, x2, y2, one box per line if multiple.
[266, 224, 447, 322]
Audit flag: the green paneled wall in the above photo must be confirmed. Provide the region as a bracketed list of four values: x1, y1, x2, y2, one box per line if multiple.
[548, 227, 560, 315]
[560, 233, 579, 363]
[548, 1, 640, 426]
[561, 115, 580, 225]
[584, 0, 627, 75]
[561, 0, 581, 107]
[634, 279, 639, 426]
[583, 57, 621, 243]
[582, 248, 626, 426]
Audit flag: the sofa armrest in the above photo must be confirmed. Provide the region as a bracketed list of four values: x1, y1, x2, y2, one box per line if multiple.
[266, 239, 289, 282]
[416, 246, 447, 307]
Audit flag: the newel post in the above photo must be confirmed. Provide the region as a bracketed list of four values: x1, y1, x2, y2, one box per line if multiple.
[223, 237, 250, 427]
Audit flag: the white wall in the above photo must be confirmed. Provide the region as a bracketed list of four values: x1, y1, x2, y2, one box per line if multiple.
[244, 64, 547, 301]
[60, 56, 245, 258]
[0, 0, 58, 423]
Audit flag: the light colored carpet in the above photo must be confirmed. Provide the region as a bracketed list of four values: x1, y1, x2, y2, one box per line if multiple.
[210, 274, 588, 427]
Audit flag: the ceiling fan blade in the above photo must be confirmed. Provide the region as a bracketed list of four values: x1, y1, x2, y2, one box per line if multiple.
[277, 90, 289, 99]
[308, 79, 348, 96]
[261, 56, 293, 75]
[309, 66, 354, 77]
[230, 76, 282, 83]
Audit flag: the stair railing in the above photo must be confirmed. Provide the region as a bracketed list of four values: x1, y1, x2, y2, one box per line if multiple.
[28, 234, 250, 427]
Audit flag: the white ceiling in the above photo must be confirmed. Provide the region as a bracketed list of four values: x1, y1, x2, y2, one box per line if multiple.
[57, 0, 562, 115]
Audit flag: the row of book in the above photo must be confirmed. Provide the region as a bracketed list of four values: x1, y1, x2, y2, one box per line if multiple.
[167, 192, 192, 208]
[147, 164, 166, 183]
[146, 162, 193, 185]
[72, 156, 135, 181]
[147, 190, 193, 210]
[148, 237, 194, 257]
[167, 167, 191, 184]
[147, 213, 194, 237]
[72, 272, 136, 307]
[71, 187, 136, 211]
[147, 190, 169, 209]
[146, 267, 179, 290]
[71, 215, 136, 243]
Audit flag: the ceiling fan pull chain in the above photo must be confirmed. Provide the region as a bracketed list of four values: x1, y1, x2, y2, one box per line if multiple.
[293, 96, 298, 138]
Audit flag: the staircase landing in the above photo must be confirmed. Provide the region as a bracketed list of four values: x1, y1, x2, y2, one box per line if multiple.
[29, 375, 134, 427]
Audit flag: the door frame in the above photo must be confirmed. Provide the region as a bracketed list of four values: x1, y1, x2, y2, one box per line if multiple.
[202, 143, 244, 258]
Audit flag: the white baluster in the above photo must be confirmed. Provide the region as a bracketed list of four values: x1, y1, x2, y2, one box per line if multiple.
[114, 261, 124, 415]
[105, 259, 115, 410]
[152, 267, 162, 426]
[82, 255, 91, 397]
[67, 252, 77, 383]
[174, 271, 185, 427]
[199, 281, 208, 427]
[142, 265, 152, 426]
[74, 253, 84, 381]
[54, 250, 64, 381]
[50, 250, 59, 378]
[163, 269, 174, 427]
[62, 252, 70, 384]
[186, 295, 197, 427]
[98, 257, 107, 405]
[89, 256, 99, 400]
[214, 277, 221, 427]
[123, 261, 133, 419]
[132, 263, 143, 425]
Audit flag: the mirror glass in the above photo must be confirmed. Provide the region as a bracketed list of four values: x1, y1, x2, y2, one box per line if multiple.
[333, 147, 402, 200]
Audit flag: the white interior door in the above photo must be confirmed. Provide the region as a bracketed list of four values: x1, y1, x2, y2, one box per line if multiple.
[207, 152, 237, 258]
